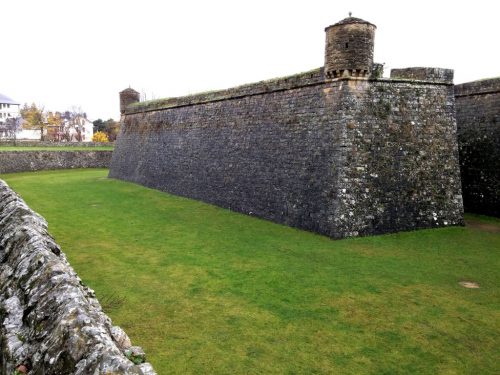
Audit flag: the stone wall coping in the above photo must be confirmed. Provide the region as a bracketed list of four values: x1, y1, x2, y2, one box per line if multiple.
[125, 69, 453, 115]
[0, 180, 156, 374]
[455, 77, 500, 97]
[125, 68, 324, 114]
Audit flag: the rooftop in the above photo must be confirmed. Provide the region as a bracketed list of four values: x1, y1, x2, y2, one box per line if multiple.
[325, 16, 376, 30]
[0, 93, 20, 105]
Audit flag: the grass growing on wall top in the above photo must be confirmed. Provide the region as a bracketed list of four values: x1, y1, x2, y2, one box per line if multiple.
[2, 169, 500, 375]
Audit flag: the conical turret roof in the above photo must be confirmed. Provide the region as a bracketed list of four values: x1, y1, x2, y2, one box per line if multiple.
[325, 16, 376, 30]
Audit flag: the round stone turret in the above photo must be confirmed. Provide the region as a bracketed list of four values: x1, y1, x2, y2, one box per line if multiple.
[324, 16, 376, 79]
[119, 88, 140, 114]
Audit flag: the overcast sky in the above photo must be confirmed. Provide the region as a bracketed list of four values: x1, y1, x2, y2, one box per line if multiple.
[2, 0, 499, 121]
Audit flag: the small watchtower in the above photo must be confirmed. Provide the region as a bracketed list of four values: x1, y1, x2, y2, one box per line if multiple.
[119, 88, 140, 114]
[324, 15, 376, 79]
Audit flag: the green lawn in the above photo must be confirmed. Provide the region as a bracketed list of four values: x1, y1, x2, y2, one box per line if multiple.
[2, 169, 499, 375]
[0, 146, 113, 151]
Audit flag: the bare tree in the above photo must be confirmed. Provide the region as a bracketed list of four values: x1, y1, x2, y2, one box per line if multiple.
[0, 117, 22, 142]
[61, 106, 86, 142]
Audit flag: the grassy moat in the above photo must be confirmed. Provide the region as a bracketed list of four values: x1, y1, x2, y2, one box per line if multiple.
[2, 169, 499, 374]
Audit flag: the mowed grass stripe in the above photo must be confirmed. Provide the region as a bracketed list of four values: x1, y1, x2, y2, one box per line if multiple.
[2, 169, 499, 374]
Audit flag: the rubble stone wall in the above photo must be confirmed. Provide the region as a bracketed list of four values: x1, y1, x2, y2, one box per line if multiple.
[455, 77, 500, 217]
[0, 180, 156, 374]
[0, 142, 110, 147]
[110, 70, 464, 238]
[0, 151, 112, 174]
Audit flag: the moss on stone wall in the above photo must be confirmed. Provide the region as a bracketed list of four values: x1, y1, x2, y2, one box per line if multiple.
[111, 75, 464, 238]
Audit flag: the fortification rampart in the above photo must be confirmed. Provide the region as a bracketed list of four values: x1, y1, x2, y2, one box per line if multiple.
[125, 68, 325, 114]
[109, 16, 464, 238]
[0, 179, 156, 374]
[111, 74, 463, 238]
[455, 77, 500, 217]
[0, 150, 112, 174]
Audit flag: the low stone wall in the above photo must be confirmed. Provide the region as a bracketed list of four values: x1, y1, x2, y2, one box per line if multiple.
[0, 151, 112, 174]
[0, 179, 156, 374]
[0, 141, 111, 147]
[390, 67, 454, 83]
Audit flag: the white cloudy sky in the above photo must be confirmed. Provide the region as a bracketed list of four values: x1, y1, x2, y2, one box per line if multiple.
[2, 0, 499, 121]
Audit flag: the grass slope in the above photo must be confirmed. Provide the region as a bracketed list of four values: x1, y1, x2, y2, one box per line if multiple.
[2, 169, 499, 375]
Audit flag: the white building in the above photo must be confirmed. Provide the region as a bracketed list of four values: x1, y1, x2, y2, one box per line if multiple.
[60, 114, 94, 142]
[69, 115, 93, 142]
[16, 127, 42, 140]
[0, 93, 20, 124]
[0, 93, 22, 139]
[0, 93, 94, 141]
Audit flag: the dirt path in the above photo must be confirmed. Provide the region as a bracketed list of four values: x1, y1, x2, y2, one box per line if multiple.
[465, 217, 500, 233]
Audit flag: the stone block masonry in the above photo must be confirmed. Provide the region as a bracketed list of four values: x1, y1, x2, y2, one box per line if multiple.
[110, 72, 463, 238]
[0, 179, 156, 374]
[455, 77, 500, 217]
[110, 16, 464, 238]
[0, 150, 112, 174]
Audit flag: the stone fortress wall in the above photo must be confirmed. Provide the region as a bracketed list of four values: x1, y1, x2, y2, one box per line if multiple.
[0, 180, 156, 374]
[109, 16, 464, 238]
[3, 15, 497, 375]
[455, 77, 500, 217]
